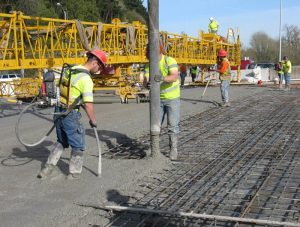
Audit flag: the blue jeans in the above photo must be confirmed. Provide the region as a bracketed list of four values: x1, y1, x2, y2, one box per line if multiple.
[284, 73, 291, 85]
[278, 73, 283, 82]
[180, 73, 187, 86]
[54, 108, 85, 153]
[160, 98, 180, 135]
[220, 80, 230, 102]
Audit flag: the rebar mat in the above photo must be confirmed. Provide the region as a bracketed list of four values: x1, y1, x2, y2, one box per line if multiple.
[105, 89, 300, 226]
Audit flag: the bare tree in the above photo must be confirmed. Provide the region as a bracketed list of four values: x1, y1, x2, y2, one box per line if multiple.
[249, 32, 277, 62]
[282, 25, 300, 64]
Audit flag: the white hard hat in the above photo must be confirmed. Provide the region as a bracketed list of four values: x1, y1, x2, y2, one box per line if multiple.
[210, 17, 214, 21]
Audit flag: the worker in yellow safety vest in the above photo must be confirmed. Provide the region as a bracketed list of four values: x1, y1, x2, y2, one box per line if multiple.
[216, 49, 231, 107]
[190, 66, 198, 82]
[208, 17, 219, 34]
[38, 49, 107, 180]
[282, 56, 292, 91]
[144, 44, 180, 160]
[275, 61, 284, 89]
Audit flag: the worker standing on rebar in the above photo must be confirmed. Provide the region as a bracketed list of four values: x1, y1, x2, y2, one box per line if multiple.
[38, 49, 107, 180]
[275, 61, 284, 89]
[208, 17, 219, 34]
[282, 56, 292, 91]
[144, 44, 180, 160]
[216, 49, 231, 107]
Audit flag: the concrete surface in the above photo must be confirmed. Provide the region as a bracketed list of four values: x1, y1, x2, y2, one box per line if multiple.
[0, 84, 267, 226]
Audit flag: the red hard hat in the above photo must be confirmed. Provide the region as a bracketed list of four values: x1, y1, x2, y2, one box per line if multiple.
[87, 49, 107, 65]
[218, 49, 227, 57]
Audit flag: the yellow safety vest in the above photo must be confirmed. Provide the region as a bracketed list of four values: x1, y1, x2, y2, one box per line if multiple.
[283, 60, 292, 74]
[191, 67, 197, 74]
[60, 65, 94, 107]
[209, 20, 218, 32]
[219, 58, 231, 81]
[145, 55, 180, 100]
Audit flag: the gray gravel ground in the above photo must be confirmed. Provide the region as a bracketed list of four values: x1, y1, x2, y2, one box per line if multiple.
[0, 84, 267, 227]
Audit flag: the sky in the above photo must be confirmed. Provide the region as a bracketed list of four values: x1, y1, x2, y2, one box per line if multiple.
[143, 0, 300, 47]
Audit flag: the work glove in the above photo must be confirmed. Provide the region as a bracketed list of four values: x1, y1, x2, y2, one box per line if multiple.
[89, 120, 97, 128]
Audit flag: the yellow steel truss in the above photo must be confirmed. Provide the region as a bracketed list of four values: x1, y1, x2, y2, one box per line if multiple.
[0, 12, 240, 99]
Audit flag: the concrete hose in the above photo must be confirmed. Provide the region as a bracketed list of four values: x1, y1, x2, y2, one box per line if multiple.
[15, 102, 55, 147]
[160, 32, 168, 53]
[75, 20, 92, 51]
[15, 100, 73, 147]
[75, 20, 103, 51]
[93, 127, 102, 176]
[94, 22, 103, 50]
[126, 26, 135, 54]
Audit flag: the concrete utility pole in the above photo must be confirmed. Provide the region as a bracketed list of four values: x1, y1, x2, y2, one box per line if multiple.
[279, 0, 282, 61]
[148, 0, 161, 156]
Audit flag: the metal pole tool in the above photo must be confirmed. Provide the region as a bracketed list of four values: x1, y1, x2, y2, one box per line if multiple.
[93, 127, 102, 176]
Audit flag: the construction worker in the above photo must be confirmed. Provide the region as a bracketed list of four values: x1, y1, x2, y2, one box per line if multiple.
[179, 64, 187, 87]
[282, 56, 292, 91]
[190, 66, 197, 82]
[216, 49, 231, 107]
[38, 49, 107, 179]
[144, 44, 180, 160]
[208, 17, 219, 34]
[275, 61, 284, 89]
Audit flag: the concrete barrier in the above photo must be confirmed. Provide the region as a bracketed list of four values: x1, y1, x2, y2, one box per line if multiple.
[183, 66, 300, 85]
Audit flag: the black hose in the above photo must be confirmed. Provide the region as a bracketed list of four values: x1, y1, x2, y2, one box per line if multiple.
[15, 102, 55, 147]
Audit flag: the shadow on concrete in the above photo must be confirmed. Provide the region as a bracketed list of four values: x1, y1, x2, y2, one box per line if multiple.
[181, 97, 220, 107]
[2, 140, 99, 177]
[0, 101, 22, 118]
[106, 189, 130, 205]
[86, 129, 149, 159]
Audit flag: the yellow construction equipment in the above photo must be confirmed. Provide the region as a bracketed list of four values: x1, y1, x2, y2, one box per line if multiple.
[0, 11, 240, 101]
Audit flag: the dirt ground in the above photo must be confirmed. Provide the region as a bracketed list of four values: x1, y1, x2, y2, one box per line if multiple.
[0, 84, 268, 226]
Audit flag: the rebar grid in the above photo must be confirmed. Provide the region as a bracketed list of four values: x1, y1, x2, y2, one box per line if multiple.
[106, 90, 300, 226]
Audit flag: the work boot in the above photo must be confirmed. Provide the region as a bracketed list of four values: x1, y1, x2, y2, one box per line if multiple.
[67, 152, 83, 179]
[37, 142, 64, 179]
[169, 134, 178, 161]
[37, 164, 55, 179]
[150, 135, 161, 158]
[224, 102, 231, 107]
[47, 142, 64, 165]
[285, 85, 291, 91]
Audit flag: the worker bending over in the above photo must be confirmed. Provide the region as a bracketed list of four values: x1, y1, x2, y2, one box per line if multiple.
[144, 44, 180, 160]
[216, 49, 231, 107]
[38, 49, 107, 179]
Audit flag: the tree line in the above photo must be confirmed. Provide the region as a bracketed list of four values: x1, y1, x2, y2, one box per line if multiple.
[0, 0, 147, 24]
[242, 24, 300, 65]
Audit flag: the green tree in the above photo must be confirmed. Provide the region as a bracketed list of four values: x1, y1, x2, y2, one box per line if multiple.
[97, 0, 124, 23]
[123, 0, 147, 23]
[62, 0, 99, 21]
[16, 0, 58, 18]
